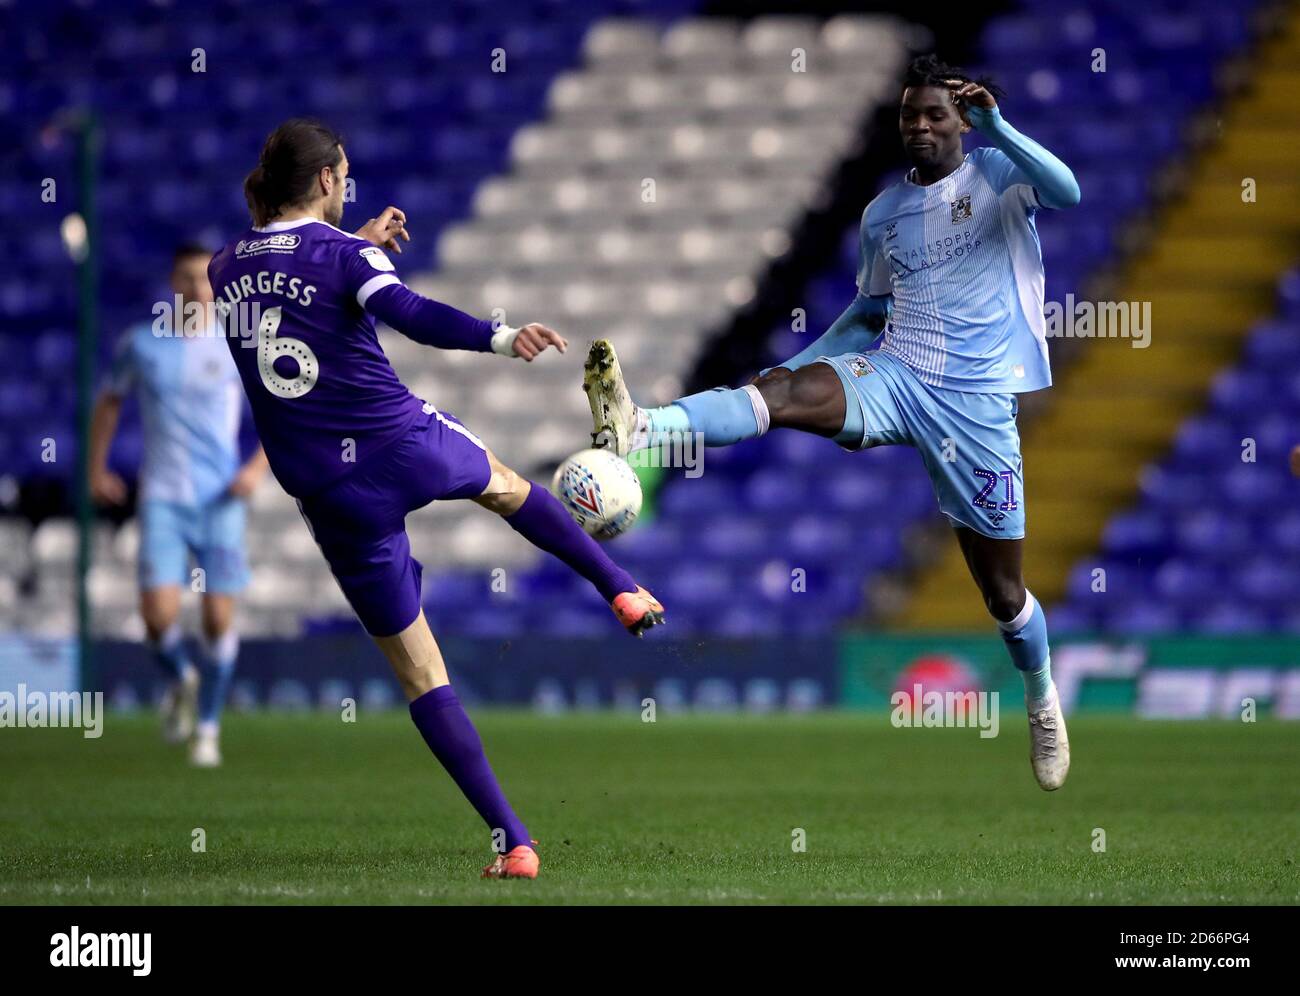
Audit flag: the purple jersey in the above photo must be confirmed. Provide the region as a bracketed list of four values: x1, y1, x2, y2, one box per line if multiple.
[208, 218, 486, 498]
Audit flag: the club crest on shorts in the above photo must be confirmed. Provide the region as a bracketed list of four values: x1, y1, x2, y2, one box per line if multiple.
[848, 356, 875, 378]
[950, 194, 972, 223]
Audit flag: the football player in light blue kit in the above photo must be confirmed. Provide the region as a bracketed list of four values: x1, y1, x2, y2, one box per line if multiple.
[585, 56, 1080, 790]
[89, 243, 268, 767]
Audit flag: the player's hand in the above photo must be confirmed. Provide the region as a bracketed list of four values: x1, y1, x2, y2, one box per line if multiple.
[1290, 444, 1300, 478]
[227, 463, 264, 498]
[90, 468, 127, 506]
[355, 206, 410, 255]
[512, 323, 568, 361]
[945, 78, 997, 120]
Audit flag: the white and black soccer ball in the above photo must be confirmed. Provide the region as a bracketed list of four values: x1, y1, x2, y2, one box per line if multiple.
[551, 448, 642, 540]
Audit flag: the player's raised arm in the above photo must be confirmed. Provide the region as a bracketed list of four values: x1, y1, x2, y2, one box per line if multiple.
[949, 80, 1081, 210]
[366, 281, 567, 361]
[346, 227, 567, 361]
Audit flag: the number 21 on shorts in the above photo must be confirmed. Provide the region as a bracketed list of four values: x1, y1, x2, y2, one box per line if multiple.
[972, 467, 1018, 511]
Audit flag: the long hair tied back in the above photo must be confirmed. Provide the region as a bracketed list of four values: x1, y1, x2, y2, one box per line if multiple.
[244, 118, 344, 226]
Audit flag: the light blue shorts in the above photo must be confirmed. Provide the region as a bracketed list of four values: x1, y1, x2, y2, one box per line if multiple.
[818, 350, 1025, 539]
[139, 496, 250, 593]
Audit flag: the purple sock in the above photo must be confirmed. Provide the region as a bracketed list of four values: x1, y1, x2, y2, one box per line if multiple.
[505, 484, 637, 602]
[409, 685, 531, 851]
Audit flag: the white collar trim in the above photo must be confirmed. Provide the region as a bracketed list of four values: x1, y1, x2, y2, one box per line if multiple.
[251, 217, 364, 240]
[906, 154, 969, 189]
[252, 217, 318, 233]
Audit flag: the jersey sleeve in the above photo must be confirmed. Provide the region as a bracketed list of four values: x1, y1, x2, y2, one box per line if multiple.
[337, 239, 405, 308]
[855, 207, 893, 298]
[103, 330, 138, 396]
[974, 146, 1040, 210]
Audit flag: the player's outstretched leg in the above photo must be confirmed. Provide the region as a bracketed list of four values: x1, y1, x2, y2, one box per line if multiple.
[474, 448, 664, 636]
[584, 341, 848, 455]
[141, 587, 199, 746]
[375, 611, 539, 879]
[956, 530, 1069, 791]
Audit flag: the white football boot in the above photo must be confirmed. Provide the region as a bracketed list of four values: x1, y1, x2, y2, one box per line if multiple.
[161, 666, 199, 745]
[583, 339, 639, 457]
[1027, 683, 1070, 791]
[189, 724, 222, 768]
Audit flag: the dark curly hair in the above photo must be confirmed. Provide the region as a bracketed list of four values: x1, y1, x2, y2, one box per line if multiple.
[901, 54, 1006, 101]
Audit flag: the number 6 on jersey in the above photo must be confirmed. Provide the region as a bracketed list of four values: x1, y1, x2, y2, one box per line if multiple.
[257, 305, 319, 398]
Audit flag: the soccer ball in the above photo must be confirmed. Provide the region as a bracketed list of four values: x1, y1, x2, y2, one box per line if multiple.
[551, 448, 642, 540]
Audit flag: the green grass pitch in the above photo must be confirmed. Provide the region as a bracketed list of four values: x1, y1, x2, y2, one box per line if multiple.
[2, 711, 1297, 905]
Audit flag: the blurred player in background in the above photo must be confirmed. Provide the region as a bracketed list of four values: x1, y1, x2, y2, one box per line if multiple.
[89, 243, 269, 767]
[586, 55, 1080, 791]
[209, 118, 665, 879]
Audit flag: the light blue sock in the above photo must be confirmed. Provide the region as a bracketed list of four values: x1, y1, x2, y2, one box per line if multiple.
[197, 629, 239, 727]
[151, 623, 191, 682]
[643, 401, 692, 441]
[997, 591, 1053, 705]
[648, 385, 768, 447]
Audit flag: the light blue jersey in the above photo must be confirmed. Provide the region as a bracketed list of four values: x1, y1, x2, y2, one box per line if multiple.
[858, 145, 1051, 394]
[106, 323, 245, 505]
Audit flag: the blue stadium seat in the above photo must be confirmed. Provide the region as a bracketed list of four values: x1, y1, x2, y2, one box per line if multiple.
[1059, 268, 1300, 632]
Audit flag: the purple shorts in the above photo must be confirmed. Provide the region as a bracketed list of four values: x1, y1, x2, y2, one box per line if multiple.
[297, 406, 491, 637]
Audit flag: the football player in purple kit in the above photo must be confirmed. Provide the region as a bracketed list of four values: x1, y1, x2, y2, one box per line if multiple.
[209, 119, 665, 880]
